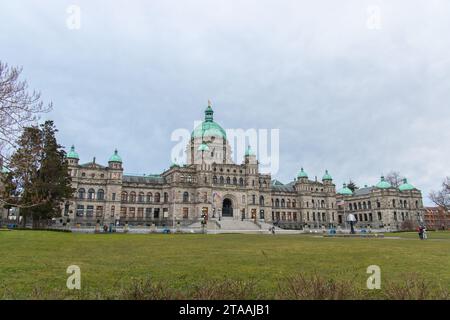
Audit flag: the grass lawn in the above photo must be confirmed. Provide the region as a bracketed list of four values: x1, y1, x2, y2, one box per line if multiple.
[1, 230, 449, 299]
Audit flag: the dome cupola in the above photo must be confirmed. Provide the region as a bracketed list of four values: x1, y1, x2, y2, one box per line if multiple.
[322, 170, 332, 181]
[297, 167, 308, 179]
[66, 145, 79, 159]
[109, 149, 122, 163]
[191, 101, 227, 140]
[399, 178, 415, 191]
[338, 183, 353, 195]
[376, 176, 392, 189]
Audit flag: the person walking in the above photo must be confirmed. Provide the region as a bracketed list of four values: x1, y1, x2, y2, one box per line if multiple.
[418, 226, 424, 240]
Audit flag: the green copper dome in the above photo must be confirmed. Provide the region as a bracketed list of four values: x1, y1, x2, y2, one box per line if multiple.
[245, 145, 255, 156]
[338, 183, 353, 195]
[170, 158, 180, 168]
[66, 145, 79, 159]
[322, 170, 332, 181]
[197, 143, 210, 151]
[191, 103, 227, 140]
[376, 176, 392, 189]
[297, 167, 308, 179]
[399, 178, 415, 191]
[109, 149, 122, 163]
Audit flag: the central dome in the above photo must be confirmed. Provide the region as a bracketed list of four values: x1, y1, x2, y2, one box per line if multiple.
[191, 104, 227, 140]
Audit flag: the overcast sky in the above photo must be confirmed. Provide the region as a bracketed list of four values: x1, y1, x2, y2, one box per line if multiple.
[1, 0, 449, 204]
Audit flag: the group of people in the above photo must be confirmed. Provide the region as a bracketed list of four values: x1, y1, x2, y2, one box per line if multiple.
[418, 225, 428, 240]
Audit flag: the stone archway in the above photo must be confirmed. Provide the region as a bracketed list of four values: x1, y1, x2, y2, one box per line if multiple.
[222, 198, 233, 217]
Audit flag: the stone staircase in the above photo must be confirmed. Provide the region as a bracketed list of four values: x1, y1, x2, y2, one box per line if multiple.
[187, 218, 281, 233]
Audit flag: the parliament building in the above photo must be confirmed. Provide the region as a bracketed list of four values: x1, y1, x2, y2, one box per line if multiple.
[1, 103, 425, 230]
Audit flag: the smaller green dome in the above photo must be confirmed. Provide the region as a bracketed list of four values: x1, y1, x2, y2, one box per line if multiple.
[399, 178, 415, 191]
[338, 183, 353, 195]
[198, 143, 209, 152]
[66, 145, 79, 159]
[245, 145, 255, 156]
[322, 170, 332, 181]
[376, 176, 392, 189]
[109, 149, 122, 163]
[297, 167, 308, 179]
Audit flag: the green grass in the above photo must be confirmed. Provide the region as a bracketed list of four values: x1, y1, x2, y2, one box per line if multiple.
[1, 230, 449, 299]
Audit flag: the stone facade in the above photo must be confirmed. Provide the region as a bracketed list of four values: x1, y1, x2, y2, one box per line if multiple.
[0, 104, 425, 230]
[335, 184, 424, 230]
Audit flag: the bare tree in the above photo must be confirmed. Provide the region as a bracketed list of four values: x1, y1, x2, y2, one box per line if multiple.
[385, 171, 404, 188]
[0, 61, 52, 168]
[429, 177, 450, 210]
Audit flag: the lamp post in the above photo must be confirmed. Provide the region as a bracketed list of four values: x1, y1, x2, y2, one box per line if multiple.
[347, 213, 356, 234]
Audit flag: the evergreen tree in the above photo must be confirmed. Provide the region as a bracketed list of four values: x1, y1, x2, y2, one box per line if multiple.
[8, 121, 73, 227]
[347, 180, 359, 192]
[8, 126, 42, 226]
[33, 121, 74, 225]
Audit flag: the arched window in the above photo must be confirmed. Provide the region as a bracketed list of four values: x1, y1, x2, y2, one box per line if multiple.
[226, 177, 230, 184]
[88, 188, 95, 200]
[219, 176, 224, 184]
[259, 196, 264, 206]
[252, 194, 256, 204]
[321, 200, 325, 208]
[233, 177, 237, 185]
[164, 192, 168, 203]
[368, 201, 372, 209]
[287, 199, 291, 208]
[292, 200, 296, 208]
[121, 192, 128, 202]
[213, 176, 217, 184]
[183, 192, 189, 202]
[146, 193, 153, 203]
[97, 189, 105, 201]
[78, 188, 85, 199]
[239, 178, 244, 186]
[111, 205, 115, 217]
[138, 192, 144, 203]
[154, 192, 160, 203]
[130, 192, 136, 203]
[275, 199, 280, 207]
[281, 199, 285, 207]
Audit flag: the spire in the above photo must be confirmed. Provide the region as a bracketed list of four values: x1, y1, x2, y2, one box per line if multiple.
[205, 100, 214, 122]
[245, 145, 255, 156]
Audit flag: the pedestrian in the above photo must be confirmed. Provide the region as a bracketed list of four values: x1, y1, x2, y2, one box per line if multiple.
[418, 226, 423, 240]
[423, 227, 428, 240]
[271, 226, 275, 235]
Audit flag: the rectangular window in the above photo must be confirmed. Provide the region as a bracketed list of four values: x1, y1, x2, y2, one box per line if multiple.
[86, 205, 94, 217]
[112, 193, 116, 201]
[129, 207, 136, 218]
[76, 205, 84, 217]
[163, 208, 169, 218]
[145, 208, 152, 218]
[96, 206, 103, 217]
[183, 208, 189, 219]
[154, 208, 160, 219]
[378, 212, 382, 220]
[137, 208, 144, 218]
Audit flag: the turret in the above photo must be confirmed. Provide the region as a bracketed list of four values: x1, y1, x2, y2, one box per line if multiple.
[66, 145, 79, 166]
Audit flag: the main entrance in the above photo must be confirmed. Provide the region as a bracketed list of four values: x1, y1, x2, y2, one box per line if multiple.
[222, 198, 233, 217]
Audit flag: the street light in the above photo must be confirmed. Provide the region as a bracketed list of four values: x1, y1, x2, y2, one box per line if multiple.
[346, 213, 357, 234]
